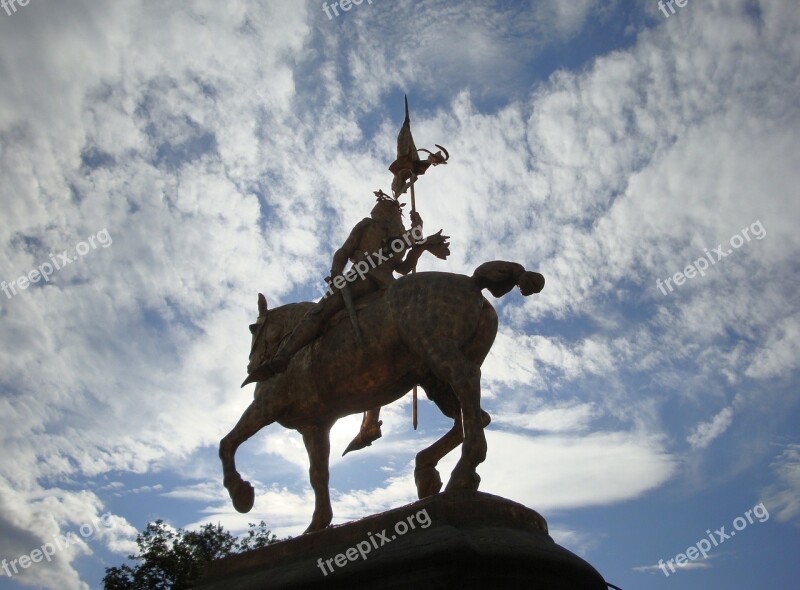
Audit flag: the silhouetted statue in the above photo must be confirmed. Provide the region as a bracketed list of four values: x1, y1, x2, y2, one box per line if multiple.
[219, 96, 544, 533]
[221, 261, 543, 532]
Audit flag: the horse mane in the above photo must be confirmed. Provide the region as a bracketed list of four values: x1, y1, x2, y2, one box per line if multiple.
[258, 302, 315, 357]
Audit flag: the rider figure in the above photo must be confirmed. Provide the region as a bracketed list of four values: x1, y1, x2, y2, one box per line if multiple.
[245, 190, 448, 451]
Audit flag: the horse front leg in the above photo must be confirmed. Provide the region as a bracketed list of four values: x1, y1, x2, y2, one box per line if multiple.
[300, 423, 334, 533]
[220, 391, 274, 513]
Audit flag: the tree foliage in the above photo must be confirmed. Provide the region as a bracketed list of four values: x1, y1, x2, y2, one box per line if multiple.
[102, 520, 280, 589]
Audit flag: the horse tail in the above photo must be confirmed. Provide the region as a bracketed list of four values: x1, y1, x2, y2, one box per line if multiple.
[471, 261, 545, 298]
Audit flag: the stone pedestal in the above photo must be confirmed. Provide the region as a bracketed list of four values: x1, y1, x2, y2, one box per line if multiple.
[196, 491, 608, 589]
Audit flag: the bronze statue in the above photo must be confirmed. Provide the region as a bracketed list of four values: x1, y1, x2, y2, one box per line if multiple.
[219, 96, 544, 533]
[220, 261, 544, 532]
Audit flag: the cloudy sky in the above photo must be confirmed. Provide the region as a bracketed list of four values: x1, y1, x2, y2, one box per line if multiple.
[1, 0, 798, 588]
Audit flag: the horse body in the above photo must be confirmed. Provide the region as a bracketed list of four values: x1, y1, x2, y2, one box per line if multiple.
[220, 262, 544, 532]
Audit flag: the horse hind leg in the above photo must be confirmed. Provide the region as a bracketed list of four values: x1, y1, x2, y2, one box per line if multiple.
[416, 339, 487, 492]
[415, 379, 491, 499]
[415, 415, 462, 498]
[219, 391, 275, 513]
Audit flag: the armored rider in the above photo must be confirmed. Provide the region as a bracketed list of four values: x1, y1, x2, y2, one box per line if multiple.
[244, 190, 449, 451]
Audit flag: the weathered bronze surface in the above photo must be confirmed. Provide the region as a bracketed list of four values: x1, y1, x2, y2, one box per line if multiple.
[219, 96, 545, 533]
[219, 261, 544, 532]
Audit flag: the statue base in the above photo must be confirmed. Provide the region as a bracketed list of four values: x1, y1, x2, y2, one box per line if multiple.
[196, 491, 608, 589]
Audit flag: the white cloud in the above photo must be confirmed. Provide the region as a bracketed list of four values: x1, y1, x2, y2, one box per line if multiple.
[634, 558, 713, 575]
[745, 313, 800, 379]
[439, 429, 677, 512]
[762, 444, 800, 526]
[548, 525, 598, 556]
[492, 403, 596, 433]
[686, 407, 735, 449]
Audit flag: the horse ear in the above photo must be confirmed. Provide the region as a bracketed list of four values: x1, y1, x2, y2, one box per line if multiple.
[258, 293, 268, 318]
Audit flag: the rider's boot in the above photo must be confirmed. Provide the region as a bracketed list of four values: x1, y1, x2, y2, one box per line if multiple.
[342, 409, 383, 455]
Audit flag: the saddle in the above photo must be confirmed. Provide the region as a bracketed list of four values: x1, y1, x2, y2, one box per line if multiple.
[319, 286, 385, 337]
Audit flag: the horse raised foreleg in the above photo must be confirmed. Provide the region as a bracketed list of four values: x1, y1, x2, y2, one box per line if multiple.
[300, 423, 334, 533]
[220, 392, 274, 514]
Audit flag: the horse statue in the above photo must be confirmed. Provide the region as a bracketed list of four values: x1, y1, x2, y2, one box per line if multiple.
[219, 261, 544, 532]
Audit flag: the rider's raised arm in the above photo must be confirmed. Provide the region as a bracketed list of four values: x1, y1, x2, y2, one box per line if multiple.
[409, 210, 423, 234]
[394, 247, 424, 275]
[330, 218, 370, 277]
[395, 229, 451, 275]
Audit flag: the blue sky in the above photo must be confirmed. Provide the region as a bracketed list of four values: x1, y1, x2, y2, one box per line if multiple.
[1, 0, 798, 588]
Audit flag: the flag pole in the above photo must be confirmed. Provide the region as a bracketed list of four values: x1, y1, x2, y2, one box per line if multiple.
[390, 93, 449, 431]
[410, 172, 418, 431]
[406, 94, 419, 431]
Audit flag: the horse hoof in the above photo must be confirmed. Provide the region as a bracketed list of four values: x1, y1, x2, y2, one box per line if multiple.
[231, 480, 255, 513]
[445, 471, 481, 492]
[415, 466, 442, 499]
[303, 512, 333, 534]
[303, 521, 327, 534]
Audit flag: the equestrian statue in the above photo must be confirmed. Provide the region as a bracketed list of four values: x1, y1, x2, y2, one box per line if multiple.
[219, 96, 545, 532]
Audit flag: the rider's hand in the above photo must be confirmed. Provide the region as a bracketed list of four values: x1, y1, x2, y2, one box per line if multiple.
[428, 243, 450, 260]
[423, 230, 450, 259]
[423, 229, 449, 244]
[410, 211, 423, 228]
